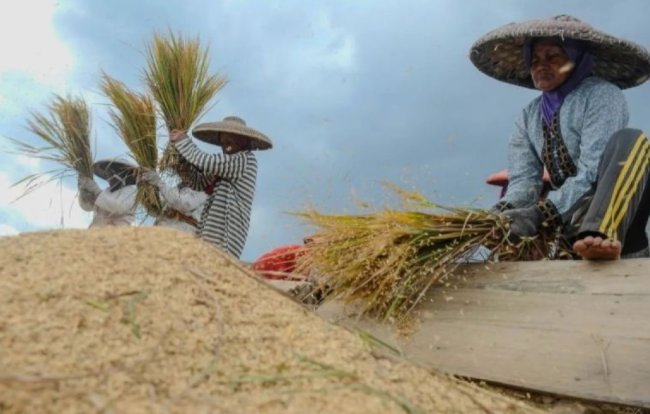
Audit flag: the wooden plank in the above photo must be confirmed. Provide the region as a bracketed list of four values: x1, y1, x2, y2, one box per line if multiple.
[317, 258, 650, 407]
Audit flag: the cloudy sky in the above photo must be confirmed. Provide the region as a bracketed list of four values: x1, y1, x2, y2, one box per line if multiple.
[1, 0, 650, 260]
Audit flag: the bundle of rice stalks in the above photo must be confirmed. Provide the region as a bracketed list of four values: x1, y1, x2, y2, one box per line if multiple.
[9, 95, 93, 197]
[144, 31, 227, 171]
[101, 73, 161, 216]
[295, 185, 570, 321]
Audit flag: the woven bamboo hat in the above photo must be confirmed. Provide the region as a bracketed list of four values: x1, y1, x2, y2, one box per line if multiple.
[192, 116, 273, 150]
[470, 14, 650, 89]
[93, 157, 138, 183]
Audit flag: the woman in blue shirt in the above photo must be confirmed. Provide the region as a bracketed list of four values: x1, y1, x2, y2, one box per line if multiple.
[471, 15, 650, 260]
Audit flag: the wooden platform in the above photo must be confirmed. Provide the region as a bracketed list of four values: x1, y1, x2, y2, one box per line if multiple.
[316, 259, 650, 408]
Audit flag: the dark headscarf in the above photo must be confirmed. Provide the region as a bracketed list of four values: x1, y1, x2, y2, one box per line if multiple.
[524, 38, 594, 125]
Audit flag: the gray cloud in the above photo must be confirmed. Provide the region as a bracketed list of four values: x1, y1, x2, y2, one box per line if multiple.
[2, 0, 650, 259]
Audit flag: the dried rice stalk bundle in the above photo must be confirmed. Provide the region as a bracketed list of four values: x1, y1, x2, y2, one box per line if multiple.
[144, 31, 227, 171]
[9, 95, 93, 197]
[101, 73, 161, 216]
[295, 185, 568, 321]
[158, 142, 182, 173]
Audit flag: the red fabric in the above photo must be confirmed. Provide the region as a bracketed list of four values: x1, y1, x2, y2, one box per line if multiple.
[204, 177, 222, 195]
[252, 244, 306, 280]
[203, 179, 219, 195]
[485, 169, 509, 187]
[487, 168, 553, 200]
[486, 168, 551, 186]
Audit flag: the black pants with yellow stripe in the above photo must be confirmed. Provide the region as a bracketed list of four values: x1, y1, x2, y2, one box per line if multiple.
[564, 128, 650, 257]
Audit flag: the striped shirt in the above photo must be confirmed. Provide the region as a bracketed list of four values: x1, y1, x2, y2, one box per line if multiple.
[175, 138, 257, 258]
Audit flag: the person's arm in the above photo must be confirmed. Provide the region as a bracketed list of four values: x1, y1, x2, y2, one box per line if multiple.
[500, 108, 544, 209]
[546, 82, 629, 217]
[189, 166, 211, 191]
[140, 169, 208, 213]
[77, 175, 101, 212]
[94, 185, 137, 215]
[172, 135, 250, 180]
[160, 183, 208, 213]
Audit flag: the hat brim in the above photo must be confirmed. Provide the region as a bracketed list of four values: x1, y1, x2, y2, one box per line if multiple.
[470, 17, 650, 89]
[93, 159, 138, 181]
[192, 122, 273, 151]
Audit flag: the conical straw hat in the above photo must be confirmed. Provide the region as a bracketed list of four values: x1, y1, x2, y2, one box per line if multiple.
[93, 157, 138, 182]
[470, 15, 650, 89]
[192, 116, 273, 150]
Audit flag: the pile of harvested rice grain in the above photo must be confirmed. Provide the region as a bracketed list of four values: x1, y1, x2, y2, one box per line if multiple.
[0, 227, 543, 413]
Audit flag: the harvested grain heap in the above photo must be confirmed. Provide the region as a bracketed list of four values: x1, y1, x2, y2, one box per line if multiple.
[0, 227, 542, 414]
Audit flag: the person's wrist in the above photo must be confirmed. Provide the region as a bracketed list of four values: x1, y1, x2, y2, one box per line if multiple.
[170, 129, 188, 143]
[536, 199, 561, 229]
[490, 201, 514, 214]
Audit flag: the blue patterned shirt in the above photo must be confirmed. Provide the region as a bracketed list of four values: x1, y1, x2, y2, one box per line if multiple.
[503, 77, 629, 216]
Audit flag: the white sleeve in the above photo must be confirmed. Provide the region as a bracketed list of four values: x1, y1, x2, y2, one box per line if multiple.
[78, 176, 102, 212]
[94, 185, 138, 215]
[159, 183, 208, 213]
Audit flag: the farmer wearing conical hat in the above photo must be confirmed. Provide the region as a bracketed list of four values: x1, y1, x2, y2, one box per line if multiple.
[472, 15, 650, 260]
[169, 116, 273, 258]
[77, 158, 138, 227]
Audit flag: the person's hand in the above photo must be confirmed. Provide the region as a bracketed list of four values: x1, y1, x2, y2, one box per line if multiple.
[169, 129, 188, 143]
[77, 174, 101, 201]
[139, 169, 161, 186]
[488, 201, 512, 215]
[78, 175, 91, 186]
[501, 205, 544, 243]
[77, 175, 97, 190]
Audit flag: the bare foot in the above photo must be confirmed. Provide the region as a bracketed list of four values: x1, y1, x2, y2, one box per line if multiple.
[573, 235, 621, 260]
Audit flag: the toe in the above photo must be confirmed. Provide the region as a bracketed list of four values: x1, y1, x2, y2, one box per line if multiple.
[582, 236, 595, 246]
